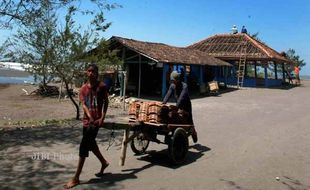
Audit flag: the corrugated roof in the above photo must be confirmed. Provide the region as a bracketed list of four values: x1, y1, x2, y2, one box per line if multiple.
[110, 36, 232, 66]
[187, 33, 294, 64]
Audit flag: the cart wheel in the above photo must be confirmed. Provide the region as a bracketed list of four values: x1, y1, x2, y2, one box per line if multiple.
[130, 132, 150, 155]
[168, 128, 189, 165]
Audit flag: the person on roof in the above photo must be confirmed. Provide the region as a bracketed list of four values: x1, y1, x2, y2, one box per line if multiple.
[163, 71, 198, 143]
[232, 25, 238, 34]
[241, 26, 247, 34]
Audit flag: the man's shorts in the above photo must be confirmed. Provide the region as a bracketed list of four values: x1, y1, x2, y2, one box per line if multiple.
[79, 126, 99, 157]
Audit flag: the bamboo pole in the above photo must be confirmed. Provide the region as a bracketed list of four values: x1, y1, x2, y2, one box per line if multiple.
[123, 71, 127, 111]
[138, 54, 141, 98]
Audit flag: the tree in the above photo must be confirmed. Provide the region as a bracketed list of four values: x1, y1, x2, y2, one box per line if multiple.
[52, 7, 120, 120]
[1, 1, 122, 119]
[4, 2, 58, 86]
[285, 48, 306, 69]
[0, 0, 120, 28]
[84, 39, 123, 72]
[0, 43, 4, 59]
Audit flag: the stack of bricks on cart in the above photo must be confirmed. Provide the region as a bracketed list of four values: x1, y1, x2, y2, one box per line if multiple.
[128, 101, 190, 124]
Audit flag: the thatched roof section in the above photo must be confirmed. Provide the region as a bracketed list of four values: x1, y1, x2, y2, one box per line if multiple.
[110, 36, 232, 66]
[187, 33, 294, 64]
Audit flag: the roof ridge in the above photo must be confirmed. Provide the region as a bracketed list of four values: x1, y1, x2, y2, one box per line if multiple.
[244, 35, 274, 58]
[112, 36, 182, 48]
[244, 34, 292, 63]
[110, 36, 231, 66]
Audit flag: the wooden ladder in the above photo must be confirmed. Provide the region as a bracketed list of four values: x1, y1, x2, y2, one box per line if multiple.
[237, 39, 247, 88]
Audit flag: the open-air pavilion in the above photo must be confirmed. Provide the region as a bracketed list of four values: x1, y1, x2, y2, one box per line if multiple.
[187, 33, 295, 87]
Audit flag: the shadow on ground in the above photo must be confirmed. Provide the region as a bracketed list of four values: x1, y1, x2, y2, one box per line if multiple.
[0, 123, 124, 190]
[280, 176, 310, 190]
[135, 143, 211, 169]
[0, 123, 211, 189]
[220, 179, 251, 190]
[83, 143, 211, 189]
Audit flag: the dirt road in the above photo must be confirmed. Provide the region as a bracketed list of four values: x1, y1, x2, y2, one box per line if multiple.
[1, 82, 310, 190]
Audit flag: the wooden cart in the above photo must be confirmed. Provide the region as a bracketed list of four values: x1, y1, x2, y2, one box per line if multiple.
[105, 120, 195, 166]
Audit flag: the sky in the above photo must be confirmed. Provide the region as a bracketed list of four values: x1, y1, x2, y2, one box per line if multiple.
[1, 0, 310, 75]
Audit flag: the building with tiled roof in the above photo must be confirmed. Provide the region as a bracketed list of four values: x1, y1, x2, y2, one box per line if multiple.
[109, 36, 231, 97]
[111, 36, 231, 67]
[104, 33, 295, 98]
[187, 33, 294, 87]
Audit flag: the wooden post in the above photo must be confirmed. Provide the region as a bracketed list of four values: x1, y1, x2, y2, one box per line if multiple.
[162, 63, 168, 98]
[119, 70, 123, 97]
[184, 65, 188, 83]
[282, 63, 285, 82]
[123, 71, 127, 111]
[224, 66, 228, 87]
[138, 54, 141, 98]
[274, 62, 277, 79]
[120, 47, 126, 97]
[264, 64, 268, 87]
[199, 65, 205, 94]
[254, 62, 257, 78]
[119, 129, 130, 166]
[244, 62, 247, 78]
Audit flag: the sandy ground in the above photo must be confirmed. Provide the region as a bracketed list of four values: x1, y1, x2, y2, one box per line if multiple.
[1, 81, 310, 190]
[0, 84, 77, 126]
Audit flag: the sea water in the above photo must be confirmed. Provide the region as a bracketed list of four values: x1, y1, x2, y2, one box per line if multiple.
[0, 76, 35, 84]
[301, 75, 310, 80]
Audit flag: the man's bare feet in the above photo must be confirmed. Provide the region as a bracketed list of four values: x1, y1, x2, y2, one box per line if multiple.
[95, 162, 109, 177]
[64, 178, 80, 189]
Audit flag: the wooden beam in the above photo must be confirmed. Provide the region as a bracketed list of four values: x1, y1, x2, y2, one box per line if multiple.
[224, 66, 228, 86]
[162, 63, 169, 98]
[123, 71, 127, 111]
[120, 47, 126, 96]
[125, 61, 149, 64]
[122, 47, 126, 67]
[244, 62, 248, 77]
[264, 63, 268, 87]
[125, 54, 139, 61]
[282, 63, 286, 82]
[254, 62, 257, 79]
[274, 62, 278, 79]
[119, 129, 129, 166]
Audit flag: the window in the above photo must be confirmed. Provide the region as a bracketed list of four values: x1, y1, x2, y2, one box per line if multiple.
[246, 64, 255, 78]
[277, 63, 283, 79]
[256, 64, 265, 79]
[267, 63, 276, 79]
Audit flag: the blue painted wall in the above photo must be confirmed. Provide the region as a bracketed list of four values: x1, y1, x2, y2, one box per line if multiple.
[218, 76, 282, 87]
[265, 79, 283, 87]
[215, 61, 284, 88]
